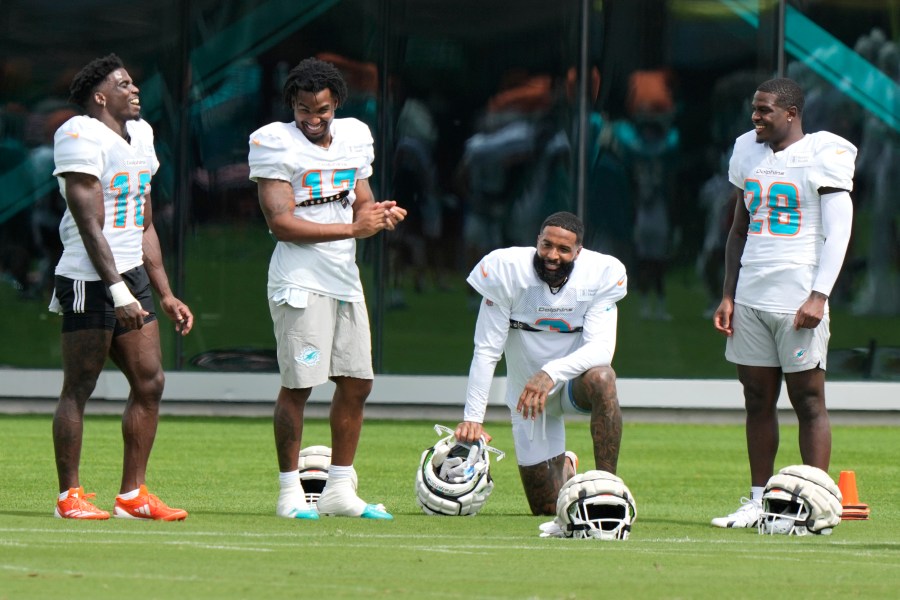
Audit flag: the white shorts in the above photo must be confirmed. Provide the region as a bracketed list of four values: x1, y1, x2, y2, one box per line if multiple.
[269, 293, 374, 389]
[509, 380, 590, 467]
[725, 303, 829, 373]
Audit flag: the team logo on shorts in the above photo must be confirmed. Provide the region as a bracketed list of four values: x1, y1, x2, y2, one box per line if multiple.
[295, 344, 321, 367]
[792, 347, 808, 363]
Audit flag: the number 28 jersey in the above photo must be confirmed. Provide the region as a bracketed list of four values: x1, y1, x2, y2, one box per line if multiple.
[728, 130, 856, 312]
[53, 116, 159, 280]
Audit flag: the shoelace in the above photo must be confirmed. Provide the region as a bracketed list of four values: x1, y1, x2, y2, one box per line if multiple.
[68, 492, 101, 511]
[67, 492, 97, 504]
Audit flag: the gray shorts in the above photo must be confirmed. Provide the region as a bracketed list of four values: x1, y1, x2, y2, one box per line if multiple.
[269, 293, 374, 389]
[725, 303, 829, 372]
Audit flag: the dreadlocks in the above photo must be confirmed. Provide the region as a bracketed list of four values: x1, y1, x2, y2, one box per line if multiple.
[282, 57, 348, 109]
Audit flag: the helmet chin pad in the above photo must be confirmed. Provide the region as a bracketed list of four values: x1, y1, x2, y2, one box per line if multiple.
[556, 470, 637, 541]
[758, 465, 843, 536]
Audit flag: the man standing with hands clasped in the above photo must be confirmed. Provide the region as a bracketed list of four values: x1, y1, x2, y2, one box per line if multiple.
[249, 57, 405, 521]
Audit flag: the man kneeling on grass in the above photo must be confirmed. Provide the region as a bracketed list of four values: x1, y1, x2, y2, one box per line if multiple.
[455, 212, 628, 515]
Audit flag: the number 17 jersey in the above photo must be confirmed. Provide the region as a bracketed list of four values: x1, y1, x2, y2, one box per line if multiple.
[728, 130, 856, 312]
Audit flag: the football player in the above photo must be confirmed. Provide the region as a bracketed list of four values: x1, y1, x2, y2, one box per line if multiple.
[249, 57, 405, 520]
[455, 211, 627, 515]
[712, 77, 855, 528]
[50, 54, 193, 521]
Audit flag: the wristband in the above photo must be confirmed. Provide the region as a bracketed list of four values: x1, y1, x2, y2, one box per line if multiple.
[109, 281, 138, 307]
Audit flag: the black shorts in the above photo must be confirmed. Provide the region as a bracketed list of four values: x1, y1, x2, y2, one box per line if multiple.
[54, 265, 157, 336]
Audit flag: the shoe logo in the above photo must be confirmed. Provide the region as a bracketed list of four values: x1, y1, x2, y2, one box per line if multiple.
[133, 503, 151, 516]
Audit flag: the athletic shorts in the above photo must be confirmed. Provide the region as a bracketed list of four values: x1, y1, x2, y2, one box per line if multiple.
[53, 265, 156, 336]
[269, 292, 374, 389]
[725, 303, 829, 372]
[509, 379, 589, 466]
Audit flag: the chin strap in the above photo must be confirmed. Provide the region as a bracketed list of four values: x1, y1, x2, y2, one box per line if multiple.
[432, 424, 505, 462]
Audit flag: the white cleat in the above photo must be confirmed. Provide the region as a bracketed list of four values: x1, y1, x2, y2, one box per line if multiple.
[317, 487, 393, 520]
[711, 497, 761, 528]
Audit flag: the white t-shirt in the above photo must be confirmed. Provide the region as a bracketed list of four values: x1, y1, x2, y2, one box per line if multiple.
[248, 118, 374, 303]
[53, 116, 159, 280]
[728, 130, 856, 312]
[463, 246, 627, 422]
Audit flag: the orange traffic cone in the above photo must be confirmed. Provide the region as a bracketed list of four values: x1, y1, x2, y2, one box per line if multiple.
[838, 470, 870, 520]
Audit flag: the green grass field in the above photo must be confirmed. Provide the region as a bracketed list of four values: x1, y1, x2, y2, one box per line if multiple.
[2, 415, 898, 599]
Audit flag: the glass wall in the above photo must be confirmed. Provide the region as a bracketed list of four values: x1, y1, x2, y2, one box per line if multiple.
[1, 0, 897, 380]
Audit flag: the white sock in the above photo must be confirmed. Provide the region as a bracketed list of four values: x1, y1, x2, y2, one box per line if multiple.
[276, 471, 309, 516]
[319, 465, 367, 515]
[118, 488, 140, 501]
[279, 470, 300, 490]
[58, 490, 70, 501]
[278, 471, 306, 503]
[750, 486, 764, 502]
[327, 465, 355, 484]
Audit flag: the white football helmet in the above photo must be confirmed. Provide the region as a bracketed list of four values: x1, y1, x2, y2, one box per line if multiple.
[297, 445, 357, 507]
[415, 424, 505, 516]
[759, 465, 843, 536]
[555, 470, 637, 540]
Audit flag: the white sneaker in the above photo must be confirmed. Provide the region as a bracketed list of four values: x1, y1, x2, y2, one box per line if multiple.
[711, 497, 761, 528]
[276, 492, 319, 520]
[538, 519, 565, 538]
[317, 485, 393, 520]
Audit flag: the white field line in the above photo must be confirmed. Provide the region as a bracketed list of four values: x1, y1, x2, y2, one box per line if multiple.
[2, 526, 900, 562]
[4, 526, 900, 544]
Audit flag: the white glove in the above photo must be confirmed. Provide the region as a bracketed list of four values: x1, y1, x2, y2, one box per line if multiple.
[538, 519, 565, 538]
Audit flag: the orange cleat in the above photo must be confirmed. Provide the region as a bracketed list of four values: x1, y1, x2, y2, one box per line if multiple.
[565, 450, 579, 474]
[113, 485, 188, 521]
[55, 487, 110, 520]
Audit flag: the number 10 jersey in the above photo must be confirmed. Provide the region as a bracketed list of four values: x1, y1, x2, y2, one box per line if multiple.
[53, 116, 159, 280]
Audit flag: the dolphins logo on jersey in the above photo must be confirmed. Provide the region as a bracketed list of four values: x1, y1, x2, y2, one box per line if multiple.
[295, 344, 321, 367]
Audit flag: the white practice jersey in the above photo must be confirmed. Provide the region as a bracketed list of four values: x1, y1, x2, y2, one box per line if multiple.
[53, 116, 159, 280]
[248, 118, 374, 303]
[729, 130, 856, 312]
[463, 247, 627, 422]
